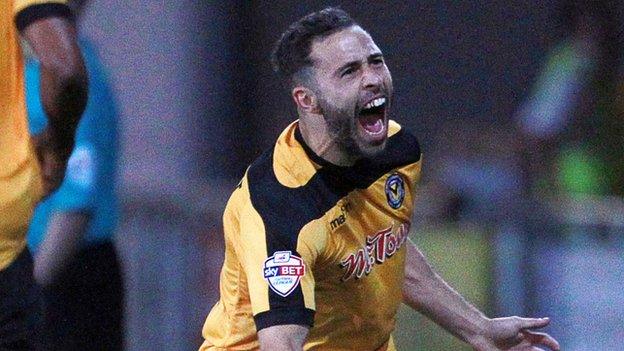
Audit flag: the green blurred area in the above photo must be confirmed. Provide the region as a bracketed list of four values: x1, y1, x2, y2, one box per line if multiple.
[557, 145, 607, 197]
[394, 225, 492, 351]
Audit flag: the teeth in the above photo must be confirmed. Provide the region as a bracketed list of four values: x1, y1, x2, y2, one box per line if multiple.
[363, 97, 386, 110]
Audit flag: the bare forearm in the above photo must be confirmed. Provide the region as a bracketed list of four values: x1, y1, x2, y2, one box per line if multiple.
[22, 16, 87, 152]
[40, 60, 87, 148]
[258, 324, 308, 351]
[34, 211, 89, 286]
[402, 239, 488, 346]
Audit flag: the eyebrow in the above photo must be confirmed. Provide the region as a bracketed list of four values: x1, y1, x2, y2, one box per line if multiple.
[335, 52, 384, 75]
[369, 52, 383, 61]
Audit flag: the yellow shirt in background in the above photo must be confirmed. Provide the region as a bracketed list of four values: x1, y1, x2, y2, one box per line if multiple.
[0, 0, 67, 270]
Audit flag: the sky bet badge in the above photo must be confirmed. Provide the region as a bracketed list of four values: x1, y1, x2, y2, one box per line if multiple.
[385, 173, 405, 209]
[263, 251, 305, 297]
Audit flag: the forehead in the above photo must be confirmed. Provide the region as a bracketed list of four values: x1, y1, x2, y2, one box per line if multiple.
[309, 26, 381, 70]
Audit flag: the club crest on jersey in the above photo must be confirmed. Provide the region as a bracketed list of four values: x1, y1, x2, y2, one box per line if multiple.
[385, 173, 405, 209]
[263, 251, 305, 297]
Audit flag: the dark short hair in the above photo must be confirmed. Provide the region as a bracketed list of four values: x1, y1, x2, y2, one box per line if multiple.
[271, 7, 356, 85]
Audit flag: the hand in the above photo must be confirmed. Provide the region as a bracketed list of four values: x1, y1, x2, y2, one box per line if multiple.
[32, 127, 74, 198]
[472, 316, 560, 351]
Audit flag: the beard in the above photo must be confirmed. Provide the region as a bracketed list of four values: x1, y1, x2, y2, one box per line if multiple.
[318, 95, 386, 160]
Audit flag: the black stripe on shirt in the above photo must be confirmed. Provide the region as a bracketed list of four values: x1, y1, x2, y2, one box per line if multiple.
[254, 308, 315, 331]
[15, 3, 73, 33]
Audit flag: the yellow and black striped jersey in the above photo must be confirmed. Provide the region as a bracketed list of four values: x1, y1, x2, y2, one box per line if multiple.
[200, 120, 422, 351]
[0, 0, 70, 270]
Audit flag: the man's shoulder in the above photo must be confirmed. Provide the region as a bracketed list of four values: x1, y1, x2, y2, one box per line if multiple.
[240, 120, 422, 204]
[234, 145, 324, 244]
[246, 146, 278, 190]
[245, 145, 314, 211]
[227, 145, 301, 212]
[356, 120, 421, 178]
[244, 122, 316, 198]
[385, 120, 421, 163]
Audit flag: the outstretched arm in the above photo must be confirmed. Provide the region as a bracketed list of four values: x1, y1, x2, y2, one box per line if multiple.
[19, 9, 87, 196]
[402, 239, 560, 351]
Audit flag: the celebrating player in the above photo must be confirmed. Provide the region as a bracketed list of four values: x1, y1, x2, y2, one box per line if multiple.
[0, 0, 86, 349]
[199, 7, 559, 351]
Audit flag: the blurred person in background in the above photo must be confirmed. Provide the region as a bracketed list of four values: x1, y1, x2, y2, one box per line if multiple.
[424, 120, 524, 225]
[0, 0, 87, 349]
[513, 2, 624, 349]
[515, 0, 622, 199]
[200, 7, 559, 351]
[24, 1, 122, 350]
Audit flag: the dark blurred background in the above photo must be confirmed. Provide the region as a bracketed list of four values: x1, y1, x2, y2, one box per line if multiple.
[73, 1, 624, 350]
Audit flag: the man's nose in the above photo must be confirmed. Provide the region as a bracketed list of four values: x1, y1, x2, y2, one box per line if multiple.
[362, 68, 382, 91]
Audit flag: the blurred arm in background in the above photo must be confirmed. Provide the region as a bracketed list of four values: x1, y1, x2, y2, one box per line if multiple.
[402, 239, 560, 351]
[18, 3, 88, 196]
[25, 38, 118, 288]
[33, 212, 89, 286]
[24, 4, 123, 345]
[23, 1, 118, 288]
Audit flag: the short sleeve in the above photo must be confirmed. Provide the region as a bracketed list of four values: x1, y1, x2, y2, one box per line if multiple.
[50, 142, 97, 211]
[235, 199, 317, 331]
[14, 0, 71, 32]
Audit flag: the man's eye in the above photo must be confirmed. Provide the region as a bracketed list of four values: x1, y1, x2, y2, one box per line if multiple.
[341, 67, 355, 77]
[372, 58, 384, 65]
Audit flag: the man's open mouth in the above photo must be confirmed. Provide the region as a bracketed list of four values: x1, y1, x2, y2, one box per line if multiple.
[357, 96, 387, 137]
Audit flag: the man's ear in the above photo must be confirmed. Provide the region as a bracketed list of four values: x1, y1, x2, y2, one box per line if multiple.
[292, 86, 321, 114]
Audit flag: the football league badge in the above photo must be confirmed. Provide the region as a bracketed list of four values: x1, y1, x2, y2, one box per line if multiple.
[263, 251, 305, 297]
[385, 173, 405, 209]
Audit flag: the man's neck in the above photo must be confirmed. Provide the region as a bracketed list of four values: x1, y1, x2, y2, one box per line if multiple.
[298, 115, 357, 167]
